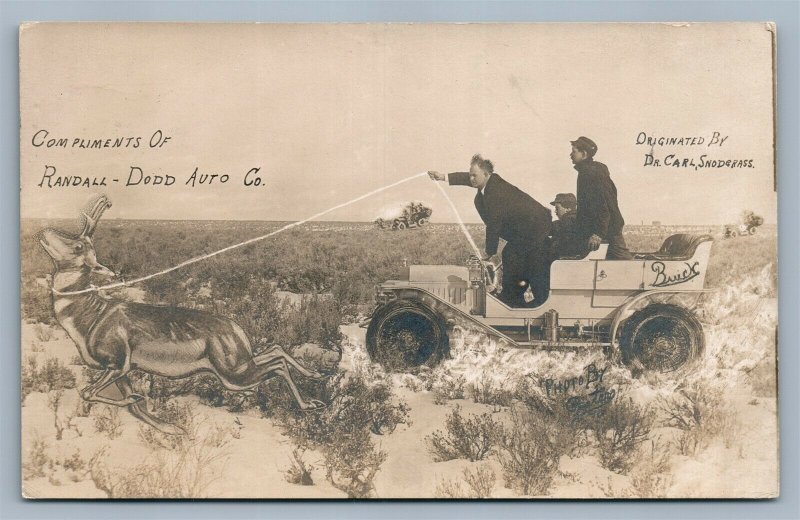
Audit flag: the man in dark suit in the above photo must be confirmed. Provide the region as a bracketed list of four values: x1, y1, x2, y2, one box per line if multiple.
[429, 154, 552, 307]
[569, 137, 633, 260]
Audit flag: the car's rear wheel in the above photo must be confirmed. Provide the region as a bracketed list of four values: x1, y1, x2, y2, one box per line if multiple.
[748, 227, 757, 235]
[417, 218, 428, 226]
[619, 304, 704, 373]
[366, 299, 448, 371]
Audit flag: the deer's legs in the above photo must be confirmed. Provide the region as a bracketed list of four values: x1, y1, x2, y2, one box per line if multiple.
[227, 358, 324, 410]
[81, 368, 114, 397]
[81, 368, 143, 406]
[115, 377, 185, 436]
[252, 346, 322, 379]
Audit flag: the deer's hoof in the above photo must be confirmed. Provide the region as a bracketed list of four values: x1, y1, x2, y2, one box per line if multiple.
[301, 399, 326, 412]
[125, 393, 145, 405]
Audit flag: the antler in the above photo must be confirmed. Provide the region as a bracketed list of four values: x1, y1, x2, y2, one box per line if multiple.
[80, 195, 112, 237]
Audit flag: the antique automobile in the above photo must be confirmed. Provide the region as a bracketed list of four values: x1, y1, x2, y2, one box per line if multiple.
[374, 202, 432, 230]
[366, 234, 714, 374]
[724, 211, 764, 238]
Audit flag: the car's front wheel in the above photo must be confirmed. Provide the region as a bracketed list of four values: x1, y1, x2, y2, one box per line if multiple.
[619, 304, 704, 373]
[366, 299, 448, 371]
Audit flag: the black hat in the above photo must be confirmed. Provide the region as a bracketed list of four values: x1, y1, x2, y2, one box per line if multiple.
[550, 193, 577, 209]
[571, 136, 598, 157]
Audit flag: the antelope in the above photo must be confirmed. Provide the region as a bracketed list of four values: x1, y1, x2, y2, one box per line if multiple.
[38, 196, 324, 435]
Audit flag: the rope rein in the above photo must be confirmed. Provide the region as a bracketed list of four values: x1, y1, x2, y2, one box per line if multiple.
[52, 172, 483, 296]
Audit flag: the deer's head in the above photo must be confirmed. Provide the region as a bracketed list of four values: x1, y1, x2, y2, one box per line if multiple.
[38, 196, 115, 278]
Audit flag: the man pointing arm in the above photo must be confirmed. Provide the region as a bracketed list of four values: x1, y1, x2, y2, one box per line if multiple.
[429, 154, 552, 307]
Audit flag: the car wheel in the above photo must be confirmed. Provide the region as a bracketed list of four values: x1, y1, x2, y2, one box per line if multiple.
[366, 299, 448, 371]
[417, 218, 428, 226]
[730, 230, 738, 238]
[619, 303, 704, 373]
[396, 220, 407, 230]
[748, 227, 757, 235]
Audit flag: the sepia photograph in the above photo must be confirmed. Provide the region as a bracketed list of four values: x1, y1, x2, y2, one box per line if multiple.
[19, 22, 778, 499]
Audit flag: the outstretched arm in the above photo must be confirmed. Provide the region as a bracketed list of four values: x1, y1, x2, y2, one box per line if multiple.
[428, 171, 471, 186]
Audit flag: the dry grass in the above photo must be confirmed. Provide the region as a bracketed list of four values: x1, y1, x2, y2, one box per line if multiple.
[434, 464, 497, 499]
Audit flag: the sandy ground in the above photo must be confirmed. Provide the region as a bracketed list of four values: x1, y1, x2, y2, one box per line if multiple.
[21, 294, 779, 499]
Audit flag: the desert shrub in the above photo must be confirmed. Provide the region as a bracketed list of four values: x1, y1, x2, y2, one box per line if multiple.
[435, 464, 497, 499]
[513, 378, 590, 458]
[323, 429, 387, 498]
[93, 406, 123, 440]
[138, 400, 196, 450]
[432, 374, 467, 405]
[34, 323, 55, 342]
[591, 398, 654, 474]
[469, 376, 513, 408]
[282, 372, 410, 445]
[22, 435, 50, 480]
[94, 406, 234, 498]
[47, 389, 78, 440]
[426, 405, 500, 462]
[284, 447, 314, 486]
[276, 372, 406, 498]
[659, 378, 726, 455]
[630, 440, 673, 498]
[273, 296, 344, 349]
[21, 277, 55, 324]
[496, 406, 562, 496]
[22, 356, 77, 403]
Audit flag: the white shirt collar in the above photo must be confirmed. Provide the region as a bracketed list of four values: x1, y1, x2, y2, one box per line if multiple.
[480, 173, 493, 195]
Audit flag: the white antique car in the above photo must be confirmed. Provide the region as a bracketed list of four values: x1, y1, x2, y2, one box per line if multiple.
[366, 234, 714, 374]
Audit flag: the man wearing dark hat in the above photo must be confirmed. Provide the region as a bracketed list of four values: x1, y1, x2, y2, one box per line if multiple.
[429, 154, 552, 307]
[569, 137, 633, 260]
[548, 193, 583, 259]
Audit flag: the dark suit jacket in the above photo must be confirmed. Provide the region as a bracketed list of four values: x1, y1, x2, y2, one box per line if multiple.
[448, 172, 551, 256]
[549, 209, 584, 259]
[574, 159, 625, 240]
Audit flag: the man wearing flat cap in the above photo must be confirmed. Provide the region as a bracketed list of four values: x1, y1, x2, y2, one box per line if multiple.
[548, 193, 583, 260]
[569, 137, 633, 260]
[429, 154, 552, 307]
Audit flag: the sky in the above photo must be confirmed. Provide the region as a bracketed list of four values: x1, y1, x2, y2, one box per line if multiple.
[20, 23, 777, 225]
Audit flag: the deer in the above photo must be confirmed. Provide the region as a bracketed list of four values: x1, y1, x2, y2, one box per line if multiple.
[38, 195, 325, 435]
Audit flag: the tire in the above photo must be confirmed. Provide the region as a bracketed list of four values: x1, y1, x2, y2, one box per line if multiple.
[417, 218, 428, 226]
[619, 304, 704, 373]
[395, 220, 407, 230]
[366, 299, 448, 371]
[748, 227, 757, 235]
[730, 230, 738, 238]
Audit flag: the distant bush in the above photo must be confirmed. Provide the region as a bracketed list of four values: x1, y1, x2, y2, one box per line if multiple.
[21, 356, 77, 403]
[426, 405, 500, 462]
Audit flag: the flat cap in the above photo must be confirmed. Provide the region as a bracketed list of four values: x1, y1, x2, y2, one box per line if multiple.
[550, 193, 577, 208]
[571, 136, 598, 157]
